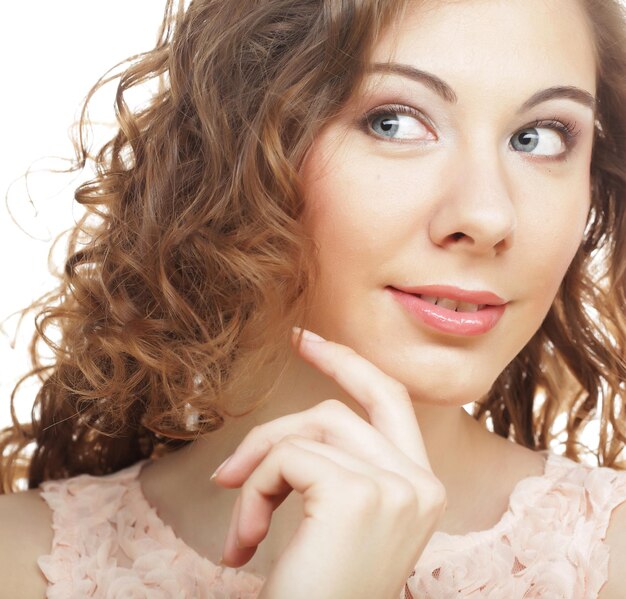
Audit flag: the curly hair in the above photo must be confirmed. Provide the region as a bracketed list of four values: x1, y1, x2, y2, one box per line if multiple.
[474, 0, 626, 470]
[1, 0, 625, 493]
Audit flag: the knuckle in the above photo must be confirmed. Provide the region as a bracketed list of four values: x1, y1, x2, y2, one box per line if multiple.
[248, 424, 261, 437]
[316, 398, 348, 416]
[423, 477, 448, 514]
[267, 438, 295, 459]
[276, 434, 300, 448]
[386, 477, 419, 512]
[280, 433, 303, 445]
[245, 424, 263, 445]
[343, 346, 362, 363]
[246, 425, 273, 454]
[388, 377, 410, 399]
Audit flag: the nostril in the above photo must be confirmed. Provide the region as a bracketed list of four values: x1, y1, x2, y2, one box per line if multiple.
[451, 232, 464, 241]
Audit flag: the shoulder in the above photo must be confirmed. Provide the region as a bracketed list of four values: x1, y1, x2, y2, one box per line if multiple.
[598, 489, 626, 599]
[0, 488, 53, 598]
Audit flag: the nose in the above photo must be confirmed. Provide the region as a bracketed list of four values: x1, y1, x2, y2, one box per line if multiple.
[428, 150, 517, 258]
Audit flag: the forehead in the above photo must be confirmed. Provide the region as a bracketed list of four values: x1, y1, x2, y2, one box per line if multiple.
[369, 0, 596, 97]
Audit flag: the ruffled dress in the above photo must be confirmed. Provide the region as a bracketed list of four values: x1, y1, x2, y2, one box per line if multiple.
[36, 449, 626, 598]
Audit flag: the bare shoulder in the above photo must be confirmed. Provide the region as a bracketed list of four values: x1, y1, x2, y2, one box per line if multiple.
[0, 487, 54, 598]
[597, 488, 626, 598]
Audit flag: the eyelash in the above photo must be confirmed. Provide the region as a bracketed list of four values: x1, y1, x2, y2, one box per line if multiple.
[359, 104, 432, 143]
[359, 103, 582, 151]
[527, 117, 581, 145]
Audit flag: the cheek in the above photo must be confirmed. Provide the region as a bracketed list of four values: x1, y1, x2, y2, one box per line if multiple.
[301, 140, 435, 262]
[522, 187, 590, 301]
[304, 180, 380, 286]
[301, 155, 396, 265]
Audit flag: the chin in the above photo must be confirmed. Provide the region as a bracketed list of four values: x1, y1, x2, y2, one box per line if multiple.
[402, 376, 495, 408]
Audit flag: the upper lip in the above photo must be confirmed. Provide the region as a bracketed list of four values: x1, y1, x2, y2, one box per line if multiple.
[390, 284, 508, 306]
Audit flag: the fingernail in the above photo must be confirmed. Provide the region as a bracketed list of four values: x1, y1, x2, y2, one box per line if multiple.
[210, 455, 232, 481]
[292, 326, 326, 343]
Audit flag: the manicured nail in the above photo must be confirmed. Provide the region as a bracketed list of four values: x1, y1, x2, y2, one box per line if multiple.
[292, 326, 326, 343]
[210, 455, 232, 481]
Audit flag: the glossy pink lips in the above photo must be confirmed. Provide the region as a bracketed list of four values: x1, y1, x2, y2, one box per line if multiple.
[387, 287, 507, 336]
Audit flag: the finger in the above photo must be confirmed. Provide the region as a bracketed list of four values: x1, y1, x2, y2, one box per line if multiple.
[220, 493, 257, 568]
[213, 400, 420, 488]
[231, 435, 431, 568]
[221, 438, 370, 568]
[291, 328, 431, 471]
[235, 435, 388, 545]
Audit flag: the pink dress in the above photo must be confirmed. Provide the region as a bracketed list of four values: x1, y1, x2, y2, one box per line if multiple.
[36, 449, 626, 598]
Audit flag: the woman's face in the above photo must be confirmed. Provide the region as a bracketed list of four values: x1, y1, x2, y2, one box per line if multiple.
[299, 0, 596, 406]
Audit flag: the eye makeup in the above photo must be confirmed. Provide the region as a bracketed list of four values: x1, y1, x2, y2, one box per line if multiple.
[355, 103, 435, 145]
[523, 116, 582, 148]
[355, 102, 584, 160]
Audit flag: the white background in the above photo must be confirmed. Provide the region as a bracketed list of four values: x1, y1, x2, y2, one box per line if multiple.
[0, 3, 604, 461]
[0, 2, 165, 427]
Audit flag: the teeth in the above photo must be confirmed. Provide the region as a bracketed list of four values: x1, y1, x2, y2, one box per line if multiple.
[419, 294, 485, 312]
[457, 301, 480, 312]
[437, 297, 460, 311]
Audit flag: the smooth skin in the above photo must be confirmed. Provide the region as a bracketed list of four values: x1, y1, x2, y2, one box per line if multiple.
[188, 0, 623, 595]
[214, 328, 446, 597]
[299, 0, 595, 411]
[2, 0, 626, 597]
[163, 0, 598, 579]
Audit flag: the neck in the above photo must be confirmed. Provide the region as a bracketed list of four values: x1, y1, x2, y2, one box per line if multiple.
[137, 352, 527, 570]
[171, 350, 496, 502]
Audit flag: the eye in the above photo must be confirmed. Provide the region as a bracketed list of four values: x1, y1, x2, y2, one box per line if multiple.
[510, 119, 581, 158]
[359, 104, 434, 142]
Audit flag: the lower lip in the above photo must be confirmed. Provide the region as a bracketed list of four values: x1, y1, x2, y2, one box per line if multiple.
[387, 287, 507, 336]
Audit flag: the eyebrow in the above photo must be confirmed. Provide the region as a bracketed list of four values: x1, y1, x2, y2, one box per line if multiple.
[517, 86, 596, 116]
[367, 63, 459, 104]
[367, 62, 596, 115]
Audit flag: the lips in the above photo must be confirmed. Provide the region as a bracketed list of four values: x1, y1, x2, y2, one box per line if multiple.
[390, 284, 508, 307]
[386, 284, 508, 335]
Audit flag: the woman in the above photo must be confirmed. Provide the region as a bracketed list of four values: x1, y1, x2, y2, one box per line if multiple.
[1, 0, 626, 596]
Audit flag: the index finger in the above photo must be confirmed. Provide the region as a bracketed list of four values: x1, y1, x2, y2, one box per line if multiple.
[292, 327, 433, 473]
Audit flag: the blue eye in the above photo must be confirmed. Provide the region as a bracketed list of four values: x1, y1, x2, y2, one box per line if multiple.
[360, 104, 433, 142]
[372, 114, 400, 136]
[512, 129, 542, 151]
[510, 119, 581, 158]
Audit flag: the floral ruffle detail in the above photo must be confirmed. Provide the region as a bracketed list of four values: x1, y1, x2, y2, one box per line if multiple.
[37, 460, 265, 598]
[36, 453, 626, 598]
[406, 453, 626, 598]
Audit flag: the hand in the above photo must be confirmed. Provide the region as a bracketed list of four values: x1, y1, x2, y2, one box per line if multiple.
[211, 328, 447, 599]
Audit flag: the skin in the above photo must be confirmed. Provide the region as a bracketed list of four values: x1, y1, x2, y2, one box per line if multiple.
[138, 0, 597, 585]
